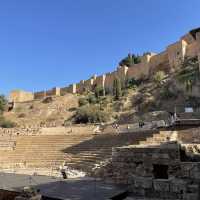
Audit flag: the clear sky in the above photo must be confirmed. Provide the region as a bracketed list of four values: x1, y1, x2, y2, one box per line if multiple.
[0, 0, 200, 95]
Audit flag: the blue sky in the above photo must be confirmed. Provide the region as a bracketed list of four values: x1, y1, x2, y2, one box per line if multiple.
[0, 0, 200, 95]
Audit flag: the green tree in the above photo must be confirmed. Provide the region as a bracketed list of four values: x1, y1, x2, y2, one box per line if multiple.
[75, 105, 110, 124]
[0, 95, 7, 113]
[113, 77, 122, 100]
[119, 53, 141, 67]
[78, 97, 88, 107]
[94, 86, 104, 98]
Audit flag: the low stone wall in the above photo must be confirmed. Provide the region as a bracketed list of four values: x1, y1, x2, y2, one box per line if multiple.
[0, 127, 40, 136]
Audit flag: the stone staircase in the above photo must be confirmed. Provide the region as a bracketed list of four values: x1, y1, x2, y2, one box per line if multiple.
[0, 128, 157, 176]
[0, 134, 93, 174]
[64, 130, 156, 172]
[0, 138, 16, 151]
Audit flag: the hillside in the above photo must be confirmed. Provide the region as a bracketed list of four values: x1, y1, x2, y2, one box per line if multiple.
[3, 94, 79, 127]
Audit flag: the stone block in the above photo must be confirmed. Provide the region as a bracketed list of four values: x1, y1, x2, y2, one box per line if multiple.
[134, 177, 153, 189]
[183, 193, 199, 200]
[153, 179, 170, 192]
[170, 178, 186, 193]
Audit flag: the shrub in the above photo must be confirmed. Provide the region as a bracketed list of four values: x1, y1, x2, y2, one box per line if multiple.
[125, 78, 140, 89]
[153, 71, 166, 86]
[42, 96, 53, 103]
[74, 105, 110, 124]
[18, 113, 26, 118]
[78, 97, 88, 107]
[0, 95, 7, 113]
[176, 57, 200, 92]
[119, 53, 141, 67]
[99, 97, 110, 109]
[160, 86, 177, 100]
[88, 94, 97, 104]
[0, 116, 16, 128]
[94, 86, 104, 98]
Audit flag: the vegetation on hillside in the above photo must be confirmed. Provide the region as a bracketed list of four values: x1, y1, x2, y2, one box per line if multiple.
[74, 105, 110, 123]
[176, 57, 200, 92]
[153, 71, 166, 86]
[113, 77, 122, 100]
[119, 53, 141, 67]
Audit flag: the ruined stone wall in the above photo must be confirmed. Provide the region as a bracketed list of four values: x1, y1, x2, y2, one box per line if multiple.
[97, 142, 200, 199]
[9, 90, 34, 102]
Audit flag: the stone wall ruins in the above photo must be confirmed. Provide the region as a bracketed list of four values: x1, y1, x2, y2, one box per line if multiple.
[9, 28, 200, 102]
[97, 141, 200, 200]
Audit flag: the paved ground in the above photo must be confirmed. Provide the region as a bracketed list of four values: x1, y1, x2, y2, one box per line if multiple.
[0, 173, 126, 200]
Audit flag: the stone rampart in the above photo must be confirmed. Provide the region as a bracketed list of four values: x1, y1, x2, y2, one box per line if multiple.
[93, 74, 106, 89]
[46, 87, 60, 96]
[9, 90, 34, 103]
[9, 28, 200, 102]
[34, 91, 46, 100]
[104, 72, 117, 93]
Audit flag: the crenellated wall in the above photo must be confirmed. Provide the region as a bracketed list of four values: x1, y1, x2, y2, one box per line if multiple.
[9, 28, 200, 102]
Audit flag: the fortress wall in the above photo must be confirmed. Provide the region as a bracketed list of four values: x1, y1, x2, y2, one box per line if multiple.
[46, 87, 60, 97]
[141, 53, 156, 63]
[9, 90, 34, 102]
[104, 71, 118, 92]
[34, 91, 46, 100]
[83, 78, 94, 91]
[67, 84, 77, 94]
[9, 29, 200, 102]
[166, 41, 186, 69]
[60, 86, 69, 96]
[76, 80, 85, 94]
[181, 33, 195, 44]
[116, 66, 128, 82]
[93, 74, 106, 89]
[149, 51, 169, 75]
[127, 62, 149, 80]
[60, 84, 77, 95]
